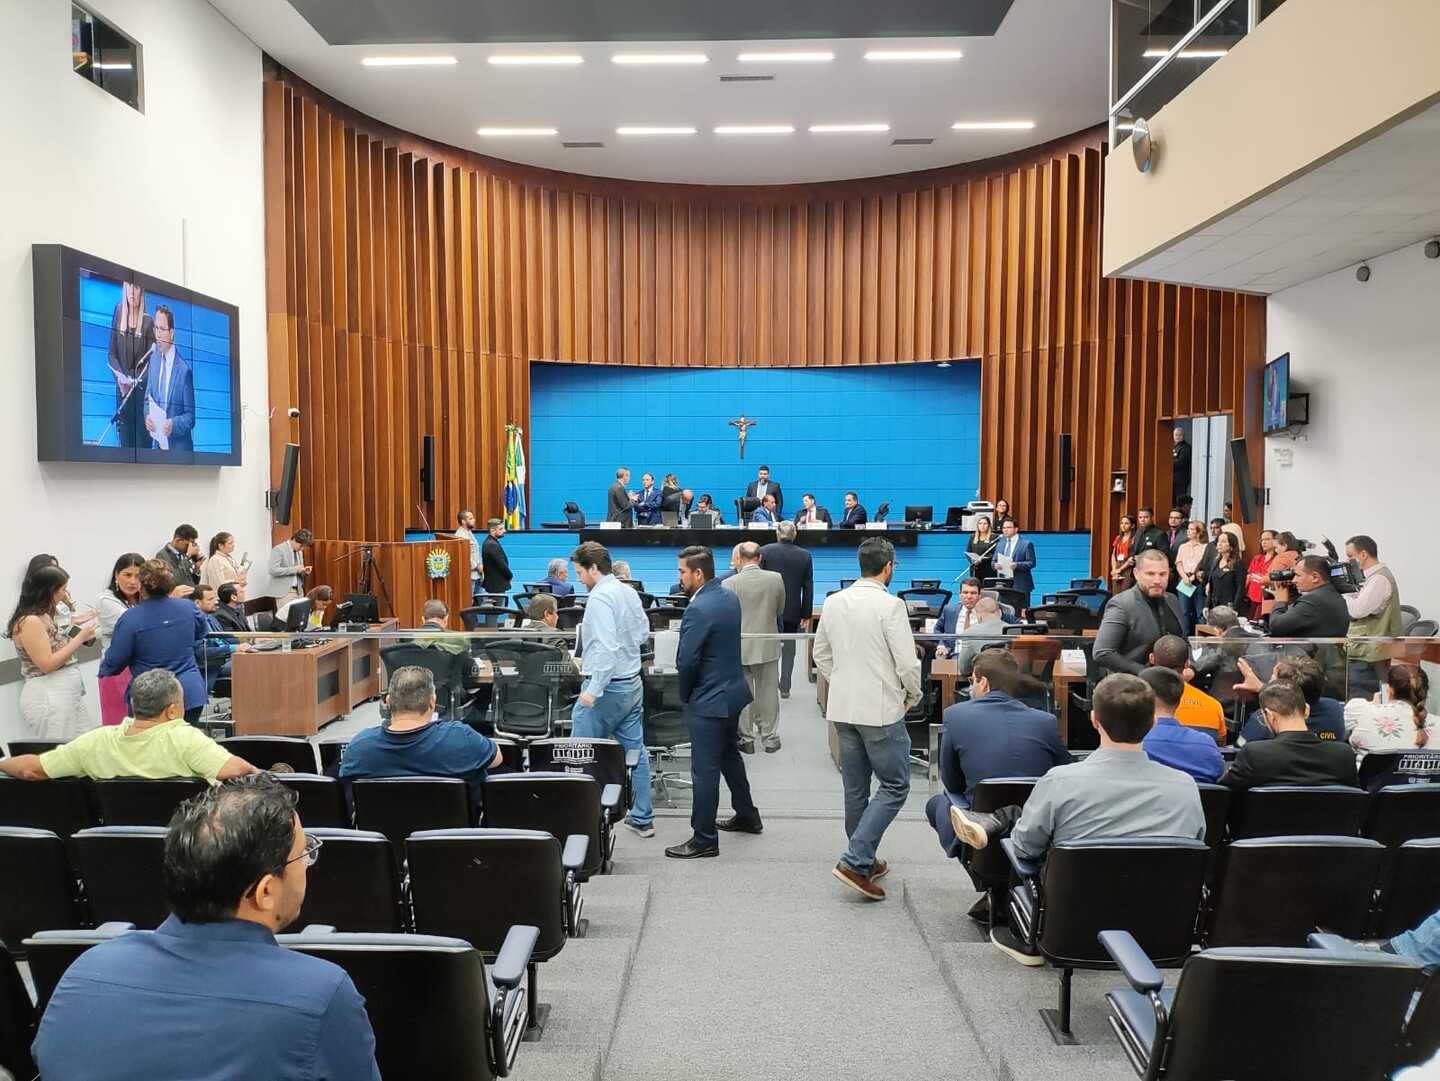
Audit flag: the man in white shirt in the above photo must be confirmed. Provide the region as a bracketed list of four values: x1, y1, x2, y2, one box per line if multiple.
[454, 510, 482, 601]
[745, 466, 783, 517]
[794, 493, 832, 527]
[1343, 534, 1402, 699]
[142, 304, 196, 452]
[813, 537, 922, 901]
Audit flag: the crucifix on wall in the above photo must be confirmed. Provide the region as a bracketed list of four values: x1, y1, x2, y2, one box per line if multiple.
[728, 414, 757, 459]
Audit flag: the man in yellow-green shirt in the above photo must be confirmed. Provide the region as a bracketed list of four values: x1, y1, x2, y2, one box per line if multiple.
[0, 669, 255, 784]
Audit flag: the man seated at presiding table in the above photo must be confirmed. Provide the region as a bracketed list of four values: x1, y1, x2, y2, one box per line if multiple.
[32, 774, 381, 1081]
[1137, 666, 1224, 783]
[1220, 680, 1358, 790]
[340, 665, 502, 808]
[948, 673, 1206, 967]
[1233, 653, 1346, 745]
[411, 598, 468, 655]
[1148, 634, 1227, 744]
[0, 669, 256, 784]
[750, 493, 779, 525]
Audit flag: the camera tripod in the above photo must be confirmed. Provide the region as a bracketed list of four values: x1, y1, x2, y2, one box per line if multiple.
[332, 543, 392, 617]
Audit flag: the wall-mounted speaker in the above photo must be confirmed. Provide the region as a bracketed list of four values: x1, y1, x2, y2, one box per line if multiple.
[1058, 433, 1074, 504]
[1229, 437, 1259, 524]
[274, 443, 300, 525]
[420, 434, 435, 503]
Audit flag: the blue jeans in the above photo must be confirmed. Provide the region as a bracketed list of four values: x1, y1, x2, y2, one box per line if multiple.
[834, 721, 912, 873]
[688, 710, 758, 846]
[1391, 906, 1440, 971]
[570, 674, 652, 826]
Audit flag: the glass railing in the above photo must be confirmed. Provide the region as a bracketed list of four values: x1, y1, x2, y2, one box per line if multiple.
[192, 621, 1439, 814]
[1109, 0, 1288, 149]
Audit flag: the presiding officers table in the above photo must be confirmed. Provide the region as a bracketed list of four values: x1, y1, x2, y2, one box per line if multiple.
[578, 527, 919, 549]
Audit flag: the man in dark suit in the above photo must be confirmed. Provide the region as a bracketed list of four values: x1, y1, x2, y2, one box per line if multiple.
[1094, 549, 1186, 677]
[839, 491, 868, 528]
[667, 545, 760, 859]
[1269, 556, 1351, 638]
[1131, 507, 1168, 558]
[760, 521, 814, 700]
[926, 651, 1071, 857]
[633, 472, 662, 526]
[1172, 426, 1192, 501]
[481, 519, 512, 594]
[142, 304, 196, 452]
[993, 518, 1036, 610]
[155, 523, 202, 592]
[212, 582, 250, 635]
[1221, 681, 1358, 789]
[745, 465, 783, 517]
[606, 467, 634, 525]
[793, 493, 833, 527]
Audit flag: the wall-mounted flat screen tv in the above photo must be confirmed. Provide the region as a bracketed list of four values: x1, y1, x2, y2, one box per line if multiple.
[1261, 352, 1290, 435]
[33, 244, 241, 465]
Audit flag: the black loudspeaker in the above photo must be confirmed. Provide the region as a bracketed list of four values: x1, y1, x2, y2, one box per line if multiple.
[1229, 437, 1259, 524]
[420, 435, 435, 503]
[275, 443, 300, 525]
[1058, 433, 1073, 504]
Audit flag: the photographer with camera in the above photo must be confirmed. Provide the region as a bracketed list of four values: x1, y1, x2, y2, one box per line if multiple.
[1269, 554, 1350, 638]
[1342, 534, 1402, 699]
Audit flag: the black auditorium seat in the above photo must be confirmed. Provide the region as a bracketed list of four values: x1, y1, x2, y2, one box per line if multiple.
[1102, 928, 1420, 1081]
[219, 736, 320, 773]
[0, 827, 80, 955]
[0, 775, 96, 837]
[3, 740, 62, 758]
[0, 942, 36, 1080]
[1205, 835, 1385, 946]
[956, 778, 1038, 929]
[481, 772, 618, 879]
[294, 828, 404, 932]
[279, 929, 535, 1081]
[74, 826, 170, 929]
[351, 777, 471, 850]
[528, 737, 636, 825]
[92, 777, 207, 826]
[408, 828, 588, 1036]
[1372, 837, 1440, 940]
[1226, 783, 1369, 839]
[274, 773, 350, 829]
[1003, 836, 1209, 1043]
[1363, 784, 1440, 847]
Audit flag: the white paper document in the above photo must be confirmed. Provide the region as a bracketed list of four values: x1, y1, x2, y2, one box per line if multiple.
[147, 400, 170, 449]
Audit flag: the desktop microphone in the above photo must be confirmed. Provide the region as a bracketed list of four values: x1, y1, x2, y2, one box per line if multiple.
[416, 503, 433, 533]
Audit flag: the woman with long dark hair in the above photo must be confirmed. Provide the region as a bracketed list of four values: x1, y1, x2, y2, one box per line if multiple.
[1110, 514, 1137, 592]
[1345, 664, 1440, 761]
[200, 531, 247, 591]
[7, 565, 96, 739]
[108, 281, 154, 448]
[1205, 531, 1245, 615]
[96, 553, 146, 726]
[1244, 529, 1277, 620]
[1262, 531, 1300, 617]
[99, 560, 209, 723]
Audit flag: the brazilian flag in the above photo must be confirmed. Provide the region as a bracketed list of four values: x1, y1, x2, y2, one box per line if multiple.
[503, 425, 526, 530]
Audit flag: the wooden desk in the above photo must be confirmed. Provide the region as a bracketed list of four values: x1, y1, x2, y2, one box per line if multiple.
[346, 620, 400, 706]
[232, 639, 351, 737]
[931, 653, 1087, 746]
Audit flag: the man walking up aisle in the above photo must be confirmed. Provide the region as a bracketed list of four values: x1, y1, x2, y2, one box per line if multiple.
[723, 542, 788, 753]
[814, 537, 922, 900]
[568, 542, 655, 838]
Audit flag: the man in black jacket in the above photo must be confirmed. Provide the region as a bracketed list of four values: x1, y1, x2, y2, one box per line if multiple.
[760, 521, 814, 699]
[1221, 681, 1357, 788]
[1131, 507, 1168, 558]
[1093, 550, 1186, 677]
[212, 583, 250, 635]
[481, 519, 512, 594]
[1269, 556, 1349, 638]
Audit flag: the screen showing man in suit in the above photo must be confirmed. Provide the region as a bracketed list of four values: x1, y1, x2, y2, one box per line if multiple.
[143, 304, 196, 452]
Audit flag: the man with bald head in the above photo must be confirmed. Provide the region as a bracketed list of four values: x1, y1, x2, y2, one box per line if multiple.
[724, 541, 788, 753]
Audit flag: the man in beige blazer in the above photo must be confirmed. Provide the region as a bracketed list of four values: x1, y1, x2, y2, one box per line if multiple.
[723, 541, 788, 754]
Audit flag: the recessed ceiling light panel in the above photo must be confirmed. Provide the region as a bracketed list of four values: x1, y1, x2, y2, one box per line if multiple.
[951, 120, 1036, 131]
[476, 127, 558, 136]
[714, 125, 795, 135]
[361, 56, 457, 67]
[737, 51, 834, 63]
[864, 49, 963, 62]
[612, 53, 708, 65]
[809, 123, 891, 133]
[616, 125, 698, 135]
[487, 54, 584, 66]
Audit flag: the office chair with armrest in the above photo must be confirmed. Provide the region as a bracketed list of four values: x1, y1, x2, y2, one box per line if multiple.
[380, 644, 475, 722]
[643, 669, 691, 806]
[646, 606, 685, 631]
[563, 502, 585, 528]
[459, 606, 523, 632]
[474, 640, 570, 742]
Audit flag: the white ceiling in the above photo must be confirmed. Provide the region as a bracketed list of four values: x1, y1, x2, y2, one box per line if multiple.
[206, 0, 1108, 185]
[1124, 101, 1440, 294]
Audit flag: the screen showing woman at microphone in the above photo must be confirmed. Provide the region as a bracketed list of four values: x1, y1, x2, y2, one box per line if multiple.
[107, 281, 153, 448]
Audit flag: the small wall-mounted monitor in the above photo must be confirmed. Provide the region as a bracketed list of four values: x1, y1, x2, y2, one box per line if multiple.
[1262, 353, 1290, 434]
[904, 505, 933, 525]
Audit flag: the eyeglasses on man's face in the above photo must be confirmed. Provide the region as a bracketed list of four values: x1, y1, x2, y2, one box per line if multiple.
[284, 833, 323, 869]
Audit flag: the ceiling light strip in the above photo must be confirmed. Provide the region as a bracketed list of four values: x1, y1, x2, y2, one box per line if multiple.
[736, 51, 834, 63]
[1142, 48, 1228, 58]
[714, 125, 795, 135]
[476, 127, 558, 136]
[612, 53, 708, 65]
[951, 120, 1035, 131]
[864, 49, 963, 61]
[615, 126, 697, 136]
[360, 56, 458, 67]
[488, 54, 584, 66]
[809, 123, 890, 133]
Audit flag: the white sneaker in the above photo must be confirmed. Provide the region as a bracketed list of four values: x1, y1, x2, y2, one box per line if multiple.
[949, 806, 991, 850]
[623, 818, 655, 838]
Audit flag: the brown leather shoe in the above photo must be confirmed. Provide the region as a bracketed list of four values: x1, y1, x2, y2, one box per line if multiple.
[832, 862, 885, 900]
[869, 859, 890, 881]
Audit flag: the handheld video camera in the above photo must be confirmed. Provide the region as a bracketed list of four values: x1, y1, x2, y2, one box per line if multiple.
[1269, 536, 1362, 594]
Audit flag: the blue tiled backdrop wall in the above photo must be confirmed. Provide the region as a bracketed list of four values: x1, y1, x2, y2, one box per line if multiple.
[529, 361, 983, 525]
[498, 531, 1092, 606]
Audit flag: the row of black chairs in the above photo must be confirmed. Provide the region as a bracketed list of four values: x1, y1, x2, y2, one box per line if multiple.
[3, 924, 538, 1081]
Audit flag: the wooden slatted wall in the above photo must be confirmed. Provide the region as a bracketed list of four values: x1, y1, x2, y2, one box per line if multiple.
[263, 69, 1266, 572]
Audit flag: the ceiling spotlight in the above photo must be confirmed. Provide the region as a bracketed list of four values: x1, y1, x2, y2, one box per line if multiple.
[476, 127, 559, 136]
[1425, 239, 1440, 259]
[1356, 263, 1371, 283]
[936, 361, 952, 369]
[487, 54, 583, 66]
[952, 120, 1036, 131]
[615, 126, 698, 136]
[737, 50, 834, 63]
[809, 123, 891, 133]
[91, 62, 134, 70]
[864, 49, 963, 62]
[360, 56, 458, 67]
[714, 125, 794, 135]
[612, 53, 708, 65]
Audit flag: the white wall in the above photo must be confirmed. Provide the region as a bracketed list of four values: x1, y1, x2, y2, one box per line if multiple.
[1265, 240, 1440, 618]
[0, 0, 269, 739]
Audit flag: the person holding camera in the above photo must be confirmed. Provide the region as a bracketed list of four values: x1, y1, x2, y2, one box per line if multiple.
[1269, 555, 1350, 638]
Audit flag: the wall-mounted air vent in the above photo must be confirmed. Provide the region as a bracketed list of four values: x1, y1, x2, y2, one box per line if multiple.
[891, 137, 934, 146]
[719, 74, 776, 82]
[562, 141, 605, 149]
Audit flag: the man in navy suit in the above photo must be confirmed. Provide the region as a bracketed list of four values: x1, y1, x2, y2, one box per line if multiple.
[993, 517, 1036, 611]
[925, 651, 1070, 920]
[667, 545, 761, 859]
[745, 465, 783, 517]
[839, 491, 868, 528]
[793, 493, 833, 526]
[750, 493, 778, 525]
[142, 304, 196, 452]
[633, 473, 663, 526]
[760, 522, 814, 699]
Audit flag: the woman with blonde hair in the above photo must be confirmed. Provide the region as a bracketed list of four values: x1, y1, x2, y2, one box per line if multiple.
[107, 282, 154, 448]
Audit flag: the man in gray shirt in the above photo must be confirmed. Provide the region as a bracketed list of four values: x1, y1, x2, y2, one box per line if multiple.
[949, 672, 1205, 966]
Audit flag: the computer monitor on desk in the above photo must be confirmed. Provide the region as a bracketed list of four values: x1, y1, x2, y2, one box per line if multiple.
[326, 601, 353, 631]
[904, 505, 933, 527]
[689, 511, 717, 530]
[283, 599, 312, 633]
[346, 594, 379, 622]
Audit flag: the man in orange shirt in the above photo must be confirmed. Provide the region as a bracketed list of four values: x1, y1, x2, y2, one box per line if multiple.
[1149, 634, 1226, 744]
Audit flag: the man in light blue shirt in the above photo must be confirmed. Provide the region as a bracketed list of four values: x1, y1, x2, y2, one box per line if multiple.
[570, 541, 654, 836]
[1138, 666, 1224, 782]
[455, 509, 483, 600]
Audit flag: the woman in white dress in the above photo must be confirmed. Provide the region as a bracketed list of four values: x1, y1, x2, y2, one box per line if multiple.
[200, 531, 248, 591]
[1344, 663, 1440, 762]
[7, 565, 96, 740]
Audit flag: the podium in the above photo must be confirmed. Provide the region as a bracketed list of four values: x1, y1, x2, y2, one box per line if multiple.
[309, 538, 471, 627]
